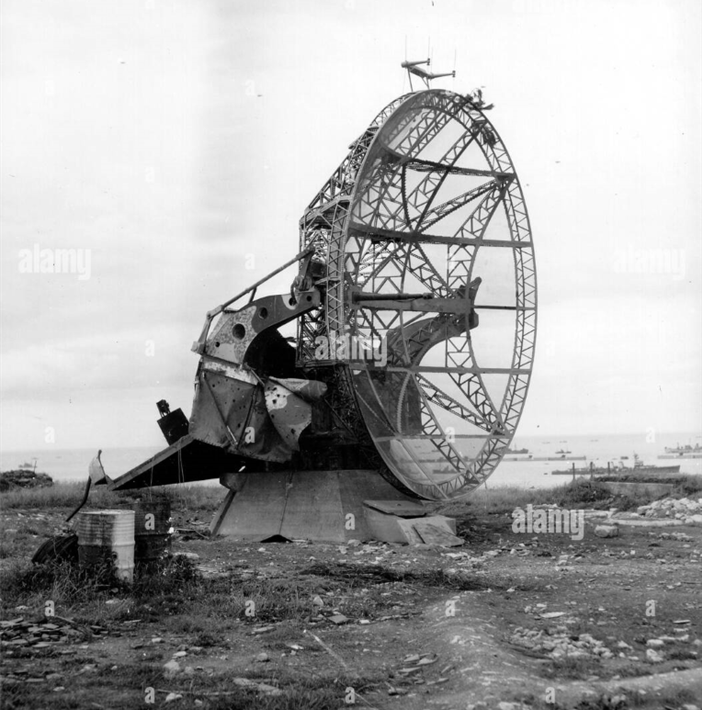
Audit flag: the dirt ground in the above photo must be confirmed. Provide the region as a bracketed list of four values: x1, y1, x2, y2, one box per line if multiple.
[1, 501, 701, 710]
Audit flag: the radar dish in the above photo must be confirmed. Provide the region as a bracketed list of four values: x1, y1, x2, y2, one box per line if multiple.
[298, 89, 537, 500]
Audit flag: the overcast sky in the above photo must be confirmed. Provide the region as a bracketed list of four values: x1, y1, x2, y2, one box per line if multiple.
[1, 0, 700, 452]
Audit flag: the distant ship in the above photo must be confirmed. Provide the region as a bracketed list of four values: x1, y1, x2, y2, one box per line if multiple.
[506, 446, 530, 454]
[555, 448, 571, 455]
[661, 443, 702, 459]
[507, 452, 587, 461]
[552, 454, 680, 477]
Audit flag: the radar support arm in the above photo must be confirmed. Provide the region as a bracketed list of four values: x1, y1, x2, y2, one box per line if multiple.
[192, 247, 316, 355]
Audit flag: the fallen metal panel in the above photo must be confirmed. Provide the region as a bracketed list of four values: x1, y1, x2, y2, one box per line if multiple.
[109, 435, 246, 490]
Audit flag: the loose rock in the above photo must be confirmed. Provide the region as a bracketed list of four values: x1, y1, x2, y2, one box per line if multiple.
[595, 524, 619, 538]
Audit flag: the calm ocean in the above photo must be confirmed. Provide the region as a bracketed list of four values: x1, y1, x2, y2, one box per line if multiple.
[2, 431, 700, 490]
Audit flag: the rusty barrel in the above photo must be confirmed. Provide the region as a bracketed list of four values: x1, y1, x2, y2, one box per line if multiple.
[77, 510, 135, 582]
[133, 499, 172, 565]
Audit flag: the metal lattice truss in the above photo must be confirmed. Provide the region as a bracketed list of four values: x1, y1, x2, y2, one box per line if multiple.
[298, 90, 536, 500]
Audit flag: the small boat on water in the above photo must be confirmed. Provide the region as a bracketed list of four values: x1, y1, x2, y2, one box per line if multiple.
[506, 446, 529, 454]
[18, 458, 38, 473]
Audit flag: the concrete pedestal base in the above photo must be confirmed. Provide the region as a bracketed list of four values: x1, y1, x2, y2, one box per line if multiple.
[210, 470, 419, 543]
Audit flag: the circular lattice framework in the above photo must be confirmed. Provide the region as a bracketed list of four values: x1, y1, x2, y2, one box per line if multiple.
[298, 89, 536, 500]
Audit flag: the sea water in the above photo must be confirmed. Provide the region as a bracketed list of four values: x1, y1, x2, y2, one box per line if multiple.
[1, 431, 700, 490]
[491, 431, 702, 489]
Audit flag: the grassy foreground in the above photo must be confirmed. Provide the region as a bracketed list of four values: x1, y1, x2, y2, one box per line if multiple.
[2, 477, 702, 710]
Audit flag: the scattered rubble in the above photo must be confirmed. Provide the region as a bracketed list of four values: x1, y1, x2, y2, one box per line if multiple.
[646, 648, 665, 663]
[396, 652, 441, 678]
[650, 530, 694, 541]
[510, 626, 613, 660]
[0, 617, 106, 648]
[637, 497, 702, 524]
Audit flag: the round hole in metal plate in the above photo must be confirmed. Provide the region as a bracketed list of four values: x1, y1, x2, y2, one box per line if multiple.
[233, 324, 246, 339]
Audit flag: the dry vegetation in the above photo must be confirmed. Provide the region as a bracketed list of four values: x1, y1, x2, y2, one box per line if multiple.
[1, 479, 702, 709]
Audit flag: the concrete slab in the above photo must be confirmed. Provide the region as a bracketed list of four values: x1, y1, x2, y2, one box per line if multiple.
[365, 506, 413, 543]
[363, 500, 427, 516]
[280, 471, 344, 542]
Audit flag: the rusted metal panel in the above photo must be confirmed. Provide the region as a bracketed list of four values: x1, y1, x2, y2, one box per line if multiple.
[190, 367, 327, 463]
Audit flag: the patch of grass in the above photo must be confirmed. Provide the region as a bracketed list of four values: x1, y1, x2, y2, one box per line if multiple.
[18, 525, 42, 536]
[0, 481, 224, 511]
[544, 654, 605, 680]
[0, 554, 203, 620]
[666, 646, 699, 660]
[120, 561, 418, 626]
[0, 648, 387, 710]
[0, 481, 119, 509]
[151, 669, 386, 710]
[193, 629, 229, 647]
[0, 559, 122, 610]
[671, 474, 702, 497]
[300, 561, 493, 591]
[115, 560, 327, 624]
[556, 479, 612, 508]
[464, 486, 566, 515]
[0, 659, 162, 710]
[170, 483, 226, 511]
[131, 555, 202, 599]
[181, 576, 321, 623]
[115, 483, 224, 512]
[607, 493, 642, 511]
[574, 687, 699, 710]
[573, 693, 629, 710]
